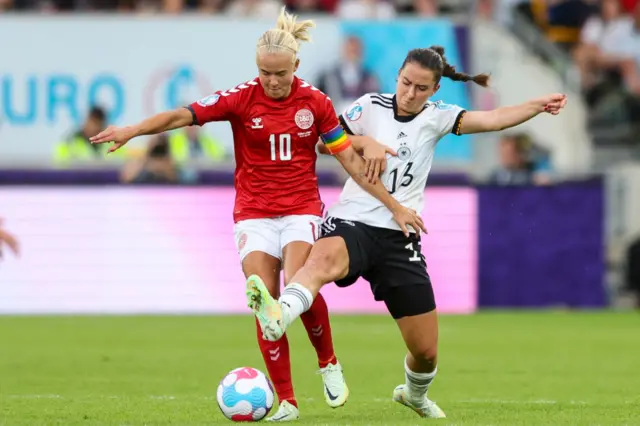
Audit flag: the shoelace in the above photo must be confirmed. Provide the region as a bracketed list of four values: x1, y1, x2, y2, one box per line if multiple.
[316, 364, 343, 388]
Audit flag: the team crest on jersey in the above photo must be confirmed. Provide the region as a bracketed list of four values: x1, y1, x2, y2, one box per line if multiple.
[346, 103, 363, 121]
[295, 109, 314, 130]
[398, 143, 412, 161]
[197, 94, 220, 107]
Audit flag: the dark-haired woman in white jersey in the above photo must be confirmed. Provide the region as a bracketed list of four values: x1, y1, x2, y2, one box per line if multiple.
[248, 45, 567, 419]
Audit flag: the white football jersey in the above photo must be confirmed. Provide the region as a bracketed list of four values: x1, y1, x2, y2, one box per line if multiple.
[328, 93, 466, 232]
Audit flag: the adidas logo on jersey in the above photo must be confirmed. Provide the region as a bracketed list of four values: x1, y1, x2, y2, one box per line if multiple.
[397, 131, 407, 139]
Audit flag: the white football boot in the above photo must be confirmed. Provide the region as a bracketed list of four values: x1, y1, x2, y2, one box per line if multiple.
[392, 384, 446, 418]
[318, 361, 349, 408]
[266, 400, 299, 422]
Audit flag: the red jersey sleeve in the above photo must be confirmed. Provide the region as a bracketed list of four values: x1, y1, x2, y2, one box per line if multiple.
[186, 91, 239, 126]
[316, 96, 351, 155]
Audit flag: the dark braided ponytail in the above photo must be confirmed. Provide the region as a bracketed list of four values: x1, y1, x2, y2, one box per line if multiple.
[401, 45, 490, 87]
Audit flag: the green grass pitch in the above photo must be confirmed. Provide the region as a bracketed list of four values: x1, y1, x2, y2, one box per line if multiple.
[1, 312, 639, 425]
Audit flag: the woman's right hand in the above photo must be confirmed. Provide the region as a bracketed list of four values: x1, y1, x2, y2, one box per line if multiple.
[90, 126, 138, 153]
[392, 206, 428, 237]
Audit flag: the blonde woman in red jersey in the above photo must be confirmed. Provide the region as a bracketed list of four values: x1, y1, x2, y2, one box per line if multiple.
[91, 7, 424, 422]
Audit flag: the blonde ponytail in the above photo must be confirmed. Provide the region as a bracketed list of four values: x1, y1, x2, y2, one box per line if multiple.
[257, 7, 315, 62]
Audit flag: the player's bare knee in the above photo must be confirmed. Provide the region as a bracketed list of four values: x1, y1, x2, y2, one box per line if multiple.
[242, 253, 280, 297]
[305, 240, 348, 283]
[304, 251, 336, 280]
[411, 344, 438, 365]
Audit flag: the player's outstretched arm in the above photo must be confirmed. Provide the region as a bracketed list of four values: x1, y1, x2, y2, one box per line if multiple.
[459, 93, 567, 135]
[90, 108, 194, 153]
[334, 146, 427, 237]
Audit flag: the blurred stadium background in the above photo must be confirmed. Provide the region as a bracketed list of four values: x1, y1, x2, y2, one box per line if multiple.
[1, 1, 640, 424]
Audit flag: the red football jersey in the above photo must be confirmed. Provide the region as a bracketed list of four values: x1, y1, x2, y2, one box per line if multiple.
[188, 77, 351, 223]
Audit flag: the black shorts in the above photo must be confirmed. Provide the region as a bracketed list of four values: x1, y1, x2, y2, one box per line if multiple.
[319, 216, 436, 319]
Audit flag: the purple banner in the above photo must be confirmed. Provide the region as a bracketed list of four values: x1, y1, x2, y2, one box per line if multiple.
[477, 180, 606, 308]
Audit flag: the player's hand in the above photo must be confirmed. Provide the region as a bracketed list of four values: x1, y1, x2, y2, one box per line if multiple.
[538, 93, 568, 116]
[392, 206, 427, 237]
[362, 139, 397, 184]
[316, 142, 331, 155]
[90, 125, 137, 153]
[0, 229, 20, 258]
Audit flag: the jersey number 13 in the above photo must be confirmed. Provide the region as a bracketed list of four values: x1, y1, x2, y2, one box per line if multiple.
[388, 162, 414, 194]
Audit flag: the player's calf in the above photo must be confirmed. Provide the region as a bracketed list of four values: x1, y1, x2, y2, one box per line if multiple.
[278, 237, 350, 330]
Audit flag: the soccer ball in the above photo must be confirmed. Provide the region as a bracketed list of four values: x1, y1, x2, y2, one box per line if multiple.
[217, 367, 274, 422]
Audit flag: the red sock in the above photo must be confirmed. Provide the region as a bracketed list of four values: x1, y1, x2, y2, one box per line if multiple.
[255, 318, 298, 408]
[300, 292, 337, 368]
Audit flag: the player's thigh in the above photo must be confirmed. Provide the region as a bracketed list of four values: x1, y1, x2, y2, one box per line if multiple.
[280, 215, 321, 284]
[316, 217, 373, 287]
[234, 218, 282, 296]
[282, 241, 313, 285]
[298, 237, 351, 292]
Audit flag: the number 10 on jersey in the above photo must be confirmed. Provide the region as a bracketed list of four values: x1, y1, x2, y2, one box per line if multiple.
[270, 134, 292, 161]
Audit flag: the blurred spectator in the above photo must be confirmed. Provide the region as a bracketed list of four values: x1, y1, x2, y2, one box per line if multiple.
[316, 36, 380, 113]
[518, 0, 593, 50]
[120, 135, 194, 184]
[412, 0, 437, 16]
[225, 0, 282, 17]
[163, 0, 183, 12]
[393, 0, 436, 15]
[83, 0, 120, 10]
[573, 2, 640, 128]
[573, 0, 631, 92]
[166, 126, 226, 163]
[286, 0, 322, 12]
[197, 0, 226, 12]
[489, 133, 551, 185]
[621, 0, 638, 13]
[626, 235, 640, 309]
[135, 0, 162, 11]
[0, 218, 19, 261]
[618, 4, 640, 94]
[336, 0, 396, 19]
[54, 106, 126, 166]
[477, 0, 495, 20]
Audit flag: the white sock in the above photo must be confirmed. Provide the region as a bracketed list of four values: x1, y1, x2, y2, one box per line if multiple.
[404, 356, 437, 400]
[279, 283, 314, 328]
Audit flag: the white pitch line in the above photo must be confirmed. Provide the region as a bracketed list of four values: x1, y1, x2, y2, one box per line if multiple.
[5, 394, 64, 399]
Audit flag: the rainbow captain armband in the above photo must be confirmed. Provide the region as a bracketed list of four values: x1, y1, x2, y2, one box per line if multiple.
[321, 124, 351, 154]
